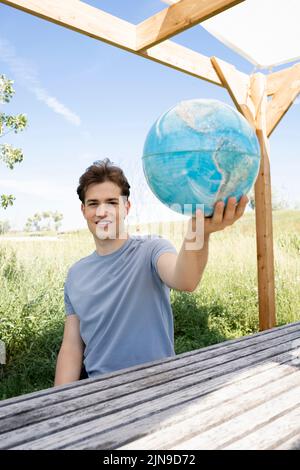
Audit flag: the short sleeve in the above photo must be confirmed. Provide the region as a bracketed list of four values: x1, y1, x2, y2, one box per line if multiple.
[64, 279, 75, 316]
[150, 236, 177, 278]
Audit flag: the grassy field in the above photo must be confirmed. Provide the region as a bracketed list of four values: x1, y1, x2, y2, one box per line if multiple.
[0, 210, 300, 400]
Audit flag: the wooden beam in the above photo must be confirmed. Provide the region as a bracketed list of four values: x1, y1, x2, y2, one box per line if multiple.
[211, 56, 256, 128]
[136, 0, 244, 51]
[266, 63, 300, 95]
[266, 64, 300, 136]
[251, 73, 276, 331]
[211, 59, 276, 331]
[142, 40, 223, 86]
[0, 0, 230, 86]
[0, 0, 136, 49]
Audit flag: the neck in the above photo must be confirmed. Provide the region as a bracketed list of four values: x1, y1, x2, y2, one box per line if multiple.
[94, 231, 129, 256]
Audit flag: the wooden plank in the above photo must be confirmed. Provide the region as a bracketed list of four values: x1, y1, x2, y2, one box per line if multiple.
[80, 355, 300, 450]
[12, 362, 300, 449]
[120, 370, 300, 451]
[79, 363, 300, 451]
[140, 39, 223, 85]
[251, 73, 276, 330]
[267, 64, 300, 136]
[1, 336, 299, 449]
[0, 327, 299, 422]
[0, 0, 136, 49]
[275, 433, 300, 450]
[169, 386, 300, 450]
[223, 407, 300, 450]
[266, 62, 300, 96]
[136, 0, 244, 51]
[211, 56, 256, 128]
[64, 359, 298, 450]
[0, 0, 224, 86]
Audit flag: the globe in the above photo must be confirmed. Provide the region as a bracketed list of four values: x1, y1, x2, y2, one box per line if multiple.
[142, 99, 261, 217]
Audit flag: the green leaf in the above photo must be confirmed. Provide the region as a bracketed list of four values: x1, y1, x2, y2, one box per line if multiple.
[0, 144, 23, 169]
[1, 194, 16, 209]
[0, 75, 15, 103]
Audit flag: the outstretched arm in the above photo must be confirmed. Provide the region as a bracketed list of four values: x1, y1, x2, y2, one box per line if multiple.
[157, 196, 249, 292]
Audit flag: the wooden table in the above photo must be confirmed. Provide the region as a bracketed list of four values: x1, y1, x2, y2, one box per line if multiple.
[0, 321, 300, 450]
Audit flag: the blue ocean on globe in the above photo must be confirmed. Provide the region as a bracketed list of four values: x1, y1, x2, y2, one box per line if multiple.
[142, 99, 261, 216]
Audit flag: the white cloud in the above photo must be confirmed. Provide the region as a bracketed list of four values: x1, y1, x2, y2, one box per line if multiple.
[0, 37, 81, 126]
[33, 87, 81, 126]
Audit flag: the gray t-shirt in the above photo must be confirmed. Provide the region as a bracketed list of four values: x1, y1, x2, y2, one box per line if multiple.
[64, 235, 177, 377]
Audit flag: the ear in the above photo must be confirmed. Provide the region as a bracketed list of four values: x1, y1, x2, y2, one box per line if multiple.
[125, 199, 131, 217]
[81, 203, 86, 219]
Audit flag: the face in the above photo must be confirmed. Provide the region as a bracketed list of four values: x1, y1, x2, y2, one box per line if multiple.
[81, 181, 130, 240]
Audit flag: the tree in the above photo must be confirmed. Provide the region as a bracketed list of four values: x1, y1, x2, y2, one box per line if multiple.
[52, 211, 63, 232]
[0, 220, 10, 235]
[24, 217, 33, 233]
[247, 186, 290, 211]
[271, 187, 289, 211]
[42, 211, 51, 231]
[24, 211, 63, 233]
[32, 212, 42, 231]
[0, 75, 28, 209]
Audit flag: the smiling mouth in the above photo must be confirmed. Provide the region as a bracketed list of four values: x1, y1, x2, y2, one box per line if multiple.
[96, 221, 112, 227]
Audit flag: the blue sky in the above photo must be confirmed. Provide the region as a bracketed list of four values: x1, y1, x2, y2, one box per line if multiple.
[0, 0, 299, 231]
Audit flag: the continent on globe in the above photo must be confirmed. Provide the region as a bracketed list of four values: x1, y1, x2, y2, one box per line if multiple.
[142, 99, 260, 216]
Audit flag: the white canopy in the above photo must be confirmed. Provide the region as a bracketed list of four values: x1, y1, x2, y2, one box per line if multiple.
[161, 0, 300, 69]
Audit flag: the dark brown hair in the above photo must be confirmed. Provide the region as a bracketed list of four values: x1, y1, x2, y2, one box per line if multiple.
[77, 158, 130, 204]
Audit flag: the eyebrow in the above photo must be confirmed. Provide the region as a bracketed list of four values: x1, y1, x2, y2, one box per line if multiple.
[85, 198, 120, 203]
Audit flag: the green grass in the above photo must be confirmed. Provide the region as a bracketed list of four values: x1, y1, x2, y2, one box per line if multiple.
[0, 211, 300, 400]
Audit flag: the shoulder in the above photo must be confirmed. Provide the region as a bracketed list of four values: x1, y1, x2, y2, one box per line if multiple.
[135, 234, 177, 260]
[128, 233, 161, 248]
[66, 251, 95, 279]
[130, 233, 162, 242]
[130, 233, 173, 250]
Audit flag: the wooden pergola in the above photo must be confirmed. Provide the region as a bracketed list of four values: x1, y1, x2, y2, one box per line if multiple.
[2, 0, 300, 331]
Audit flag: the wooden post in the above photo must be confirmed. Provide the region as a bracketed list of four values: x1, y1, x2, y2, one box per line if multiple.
[211, 58, 276, 331]
[251, 73, 276, 330]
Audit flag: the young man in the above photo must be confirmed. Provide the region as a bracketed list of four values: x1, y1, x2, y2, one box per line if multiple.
[54, 158, 248, 385]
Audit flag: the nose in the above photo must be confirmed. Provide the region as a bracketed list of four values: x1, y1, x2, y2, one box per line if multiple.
[96, 204, 108, 217]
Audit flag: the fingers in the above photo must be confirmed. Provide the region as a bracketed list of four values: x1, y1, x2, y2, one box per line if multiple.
[223, 197, 237, 222]
[205, 194, 249, 236]
[212, 200, 225, 224]
[235, 195, 249, 218]
[213, 195, 248, 225]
